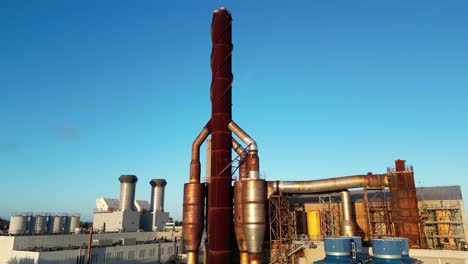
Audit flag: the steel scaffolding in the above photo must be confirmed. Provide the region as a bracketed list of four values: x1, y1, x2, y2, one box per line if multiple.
[269, 194, 295, 264]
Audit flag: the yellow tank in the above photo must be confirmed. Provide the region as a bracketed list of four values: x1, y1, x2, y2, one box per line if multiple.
[307, 211, 321, 240]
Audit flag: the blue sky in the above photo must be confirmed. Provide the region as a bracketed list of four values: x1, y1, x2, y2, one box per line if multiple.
[1, 1, 467, 221]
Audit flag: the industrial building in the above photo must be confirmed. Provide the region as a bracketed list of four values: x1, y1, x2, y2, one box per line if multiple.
[0, 176, 182, 264]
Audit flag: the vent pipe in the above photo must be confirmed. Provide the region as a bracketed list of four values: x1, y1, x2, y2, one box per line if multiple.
[340, 190, 356, 236]
[119, 175, 138, 211]
[150, 179, 167, 212]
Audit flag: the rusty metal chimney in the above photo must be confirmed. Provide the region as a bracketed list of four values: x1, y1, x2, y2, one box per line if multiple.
[207, 7, 234, 264]
[389, 160, 425, 248]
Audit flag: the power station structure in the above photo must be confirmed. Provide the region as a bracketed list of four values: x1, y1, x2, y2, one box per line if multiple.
[93, 176, 170, 233]
[181, 7, 468, 264]
[1, 176, 182, 264]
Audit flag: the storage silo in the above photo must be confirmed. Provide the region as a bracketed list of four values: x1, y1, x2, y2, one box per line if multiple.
[48, 215, 63, 234]
[69, 215, 80, 233]
[33, 214, 47, 234]
[9, 214, 28, 235]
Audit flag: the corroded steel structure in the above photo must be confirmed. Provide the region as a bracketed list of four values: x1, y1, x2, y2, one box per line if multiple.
[208, 7, 234, 264]
[389, 160, 425, 248]
[183, 8, 266, 264]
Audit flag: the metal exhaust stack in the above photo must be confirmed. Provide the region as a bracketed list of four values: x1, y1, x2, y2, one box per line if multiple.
[207, 7, 235, 264]
[118, 175, 138, 211]
[340, 190, 356, 236]
[150, 179, 167, 231]
[150, 179, 167, 212]
[389, 159, 425, 248]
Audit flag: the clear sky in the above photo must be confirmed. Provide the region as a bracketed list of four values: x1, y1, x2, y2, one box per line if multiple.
[1, 1, 467, 221]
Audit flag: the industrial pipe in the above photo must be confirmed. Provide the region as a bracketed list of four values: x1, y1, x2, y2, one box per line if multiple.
[232, 137, 249, 181]
[340, 190, 356, 236]
[190, 122, 211, 183]
[229, 121, 257, 151]
[229, 121, 259, 180]
[183, 123, 211, 264]
[267, 173, 388, 197]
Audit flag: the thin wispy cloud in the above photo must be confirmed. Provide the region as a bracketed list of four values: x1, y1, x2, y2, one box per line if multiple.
[0, 143, 20, 152]
[53, 126, 81, 140]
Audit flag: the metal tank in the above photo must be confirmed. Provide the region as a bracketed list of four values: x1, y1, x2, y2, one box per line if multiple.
[69, 215, 80, 232]
[64, 214, 80, 233]
[150, 179, 167, 212]
[314, 237, 354, 264]
[371, 238, 405, 264]
[307, 211, 321, 240]
[384, 238, 422, 264]
[9, 215, 28, 235]
[33, 214, 47, 234]
[242, 179, 266, 263]
[48, 215, 63, 234]
[340, 236, 372, 263]
[119, 175, 138, 211]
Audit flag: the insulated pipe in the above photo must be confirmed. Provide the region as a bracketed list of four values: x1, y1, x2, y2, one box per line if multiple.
[229, 121, 259, 179]
[267, 173, 388, 197]
[118, 175, 138, 211]
[190, 122, 211, 183]
[228, 121, 257, 151]
[340, 190, 355, 236]
[232, 137, 248, 180]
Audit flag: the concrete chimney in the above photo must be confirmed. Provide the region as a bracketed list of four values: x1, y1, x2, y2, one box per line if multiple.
[150, 179, 167, 212]
[119, 175, 138, 211]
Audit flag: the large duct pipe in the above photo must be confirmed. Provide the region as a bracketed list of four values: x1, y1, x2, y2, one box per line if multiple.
[190, 122, 211, 183]
[229, 121, 259, 180]
[340, 190, 355, 236]
[183, 123, 211, 264]
[119, 175, 138, 211]
[232, 137, 248, 180]
[267, 173, 388, 197]
[207, 7, 234, 264]
[150, 179, 167, 212]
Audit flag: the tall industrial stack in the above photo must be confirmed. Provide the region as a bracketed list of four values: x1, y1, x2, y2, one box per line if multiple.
[149, 179, 169, 231]
[119, 175, 138, 211]
[388, 160, 425, 248]
[93, 175, 141, 232]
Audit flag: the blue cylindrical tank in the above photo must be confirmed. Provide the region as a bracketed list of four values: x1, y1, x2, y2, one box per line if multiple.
[314, 237, 354, 264]
[346, 236, 372, 263]
[392, 238, 422, 264]
[372, 238, 405, 264]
